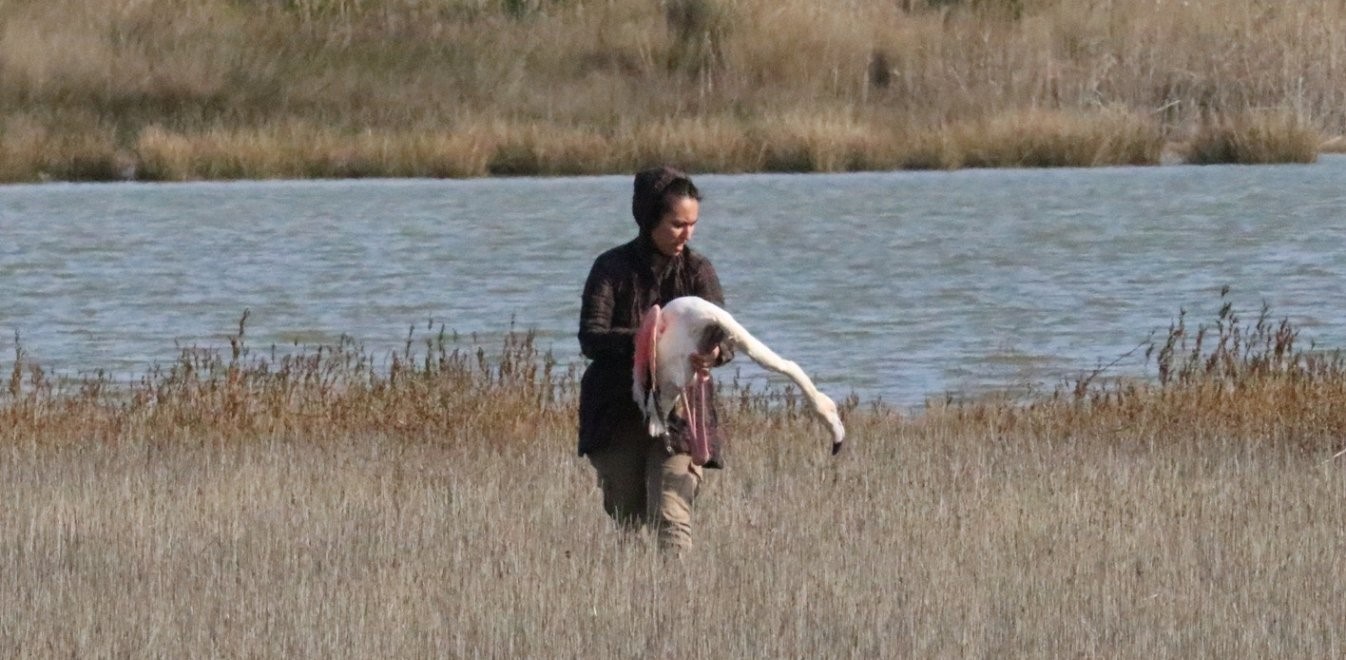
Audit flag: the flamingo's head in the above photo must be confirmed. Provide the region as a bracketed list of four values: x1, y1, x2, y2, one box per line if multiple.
[812, 393, 846, 453]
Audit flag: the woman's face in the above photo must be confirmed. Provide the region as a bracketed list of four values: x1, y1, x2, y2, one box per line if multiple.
[651, 195, 700, 257]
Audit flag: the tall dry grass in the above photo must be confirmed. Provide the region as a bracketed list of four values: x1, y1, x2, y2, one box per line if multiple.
[3, 300, 1346, 653]
[1185, 110, 1322, 165]
[0, 0, 1340, 180]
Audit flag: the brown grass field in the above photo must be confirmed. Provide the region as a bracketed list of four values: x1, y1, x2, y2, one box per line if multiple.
[0, 0, 1341, 181]
[3, 303, 1346, 655]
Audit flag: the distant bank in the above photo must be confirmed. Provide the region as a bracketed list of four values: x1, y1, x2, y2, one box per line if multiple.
[2, 0, 1343, 182]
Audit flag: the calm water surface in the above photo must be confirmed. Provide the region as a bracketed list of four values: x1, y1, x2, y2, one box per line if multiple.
[3, 158, 1345, 406]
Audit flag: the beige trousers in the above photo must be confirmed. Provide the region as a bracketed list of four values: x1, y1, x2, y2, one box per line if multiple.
[587, 414, 704, 551]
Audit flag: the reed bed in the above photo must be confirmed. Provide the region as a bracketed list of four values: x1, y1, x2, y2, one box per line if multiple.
[1185, 110, 1322, 165]
[3, 300, 1346, 654]
[1, 0, 1341, 181]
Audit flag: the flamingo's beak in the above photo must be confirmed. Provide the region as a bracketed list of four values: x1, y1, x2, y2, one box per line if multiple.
[829, 419, 846, 455]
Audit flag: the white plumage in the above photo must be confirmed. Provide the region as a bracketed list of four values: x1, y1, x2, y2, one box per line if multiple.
[633, 296, 845, 459]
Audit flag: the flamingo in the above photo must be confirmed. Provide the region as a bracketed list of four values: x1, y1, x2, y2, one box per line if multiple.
[633, 296, 845, 464]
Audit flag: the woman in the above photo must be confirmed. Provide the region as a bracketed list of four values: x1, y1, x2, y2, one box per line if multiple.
[577, 166, 733, 551]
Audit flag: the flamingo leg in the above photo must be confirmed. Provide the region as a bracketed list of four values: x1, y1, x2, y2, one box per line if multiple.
[681, 385, 696, 456]
[697, 371, 710, 463]
[682, 369, 712, 465]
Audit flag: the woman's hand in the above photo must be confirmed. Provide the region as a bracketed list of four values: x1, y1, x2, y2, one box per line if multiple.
[689, 346, 719, 371]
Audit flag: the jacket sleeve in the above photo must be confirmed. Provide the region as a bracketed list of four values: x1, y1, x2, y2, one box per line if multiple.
[578, 259, 635, 361]
[694, 259, 736, 367]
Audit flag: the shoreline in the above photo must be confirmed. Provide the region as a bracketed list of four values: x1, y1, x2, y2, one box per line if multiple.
[4, 129, 1340, 185]
[1, 299, 1336, 423]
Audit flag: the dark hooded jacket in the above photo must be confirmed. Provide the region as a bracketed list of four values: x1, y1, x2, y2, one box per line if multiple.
[577, 234, 733, 467]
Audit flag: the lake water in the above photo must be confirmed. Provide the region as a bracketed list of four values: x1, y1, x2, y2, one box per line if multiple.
[3, 158, 1345, 407]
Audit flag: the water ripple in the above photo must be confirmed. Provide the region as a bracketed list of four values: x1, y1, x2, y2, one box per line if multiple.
[3, 160, 1346, 406]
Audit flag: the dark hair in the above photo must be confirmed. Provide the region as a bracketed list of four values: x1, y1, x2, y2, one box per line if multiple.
[632, 166, 701, 232]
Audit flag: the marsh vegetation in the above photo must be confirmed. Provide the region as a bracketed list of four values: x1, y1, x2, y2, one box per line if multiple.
[3, 301, 1345, 654]
[0, 0, 1340, 181]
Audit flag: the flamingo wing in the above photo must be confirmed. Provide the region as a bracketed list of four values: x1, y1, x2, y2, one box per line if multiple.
[633, 303, 662, 419]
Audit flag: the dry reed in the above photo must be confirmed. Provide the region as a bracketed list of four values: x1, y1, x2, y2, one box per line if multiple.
[1186, 110, 1322, 165]
[1, 0, 1342, 181]
[3, 299, 1346, 654]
